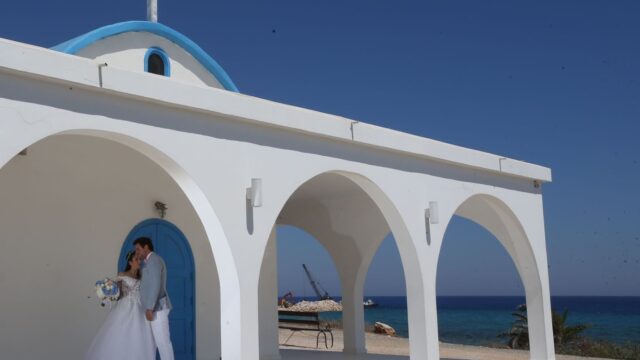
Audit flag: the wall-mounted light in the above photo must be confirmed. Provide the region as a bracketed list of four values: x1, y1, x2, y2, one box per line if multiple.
[155, 201, 168, 218]
[425, 201, 439, 224]
[246, 178, 262, 207]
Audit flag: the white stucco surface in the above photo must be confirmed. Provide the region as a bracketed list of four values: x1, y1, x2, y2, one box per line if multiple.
[0, 30, 555, 360]
[76, 32, 225, 89]
[0, 135, 220, 360]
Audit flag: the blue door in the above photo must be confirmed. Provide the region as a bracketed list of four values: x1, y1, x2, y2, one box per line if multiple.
[119, 219, 195, 360]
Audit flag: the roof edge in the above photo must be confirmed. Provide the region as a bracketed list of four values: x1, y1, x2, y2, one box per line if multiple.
[51, 21, 239, 92]
[0, 37, 551, 183]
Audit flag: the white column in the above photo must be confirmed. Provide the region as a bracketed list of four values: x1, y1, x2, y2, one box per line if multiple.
[218, 236, 262, 360]
[401, 212, 440, 360]
[407, 263, 440, 359]
[423, 275, 440, 360]
[522, 207, 556, 360]
[341, 267, 366, 354]
[221, 276, 261, 360]
[526, 274, 555, 360]
[258, 229, 281, 360]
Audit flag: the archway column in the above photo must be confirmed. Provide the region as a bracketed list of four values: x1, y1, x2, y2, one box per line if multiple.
[222, 266, 262, 360]
[346, 174, 441, 360]
[258, 228, 281, 360]
[519, 202, 555, 360]
[525, 270, 555, 360]
[394, 203, 441, 360]
[450, 193, 556, 360]
[292, 227, 370, 356]
[268, 177, 395, 357]
[339, 263, 367, 355]
[488, 196, 555, 360]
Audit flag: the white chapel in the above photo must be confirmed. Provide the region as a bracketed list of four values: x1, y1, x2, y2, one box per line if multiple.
[0, 5, 556, 360]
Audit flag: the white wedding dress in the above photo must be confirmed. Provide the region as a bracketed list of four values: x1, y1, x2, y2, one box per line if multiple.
[85, 275, 156, 360]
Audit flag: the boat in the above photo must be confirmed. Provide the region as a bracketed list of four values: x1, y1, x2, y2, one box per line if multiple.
[363, 298, 378, 308]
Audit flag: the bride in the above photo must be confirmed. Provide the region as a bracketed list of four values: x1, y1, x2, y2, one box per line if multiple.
[85, 251, 156, 360]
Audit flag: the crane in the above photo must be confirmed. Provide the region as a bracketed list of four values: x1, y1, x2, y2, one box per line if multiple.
[302, 264, 332, 300]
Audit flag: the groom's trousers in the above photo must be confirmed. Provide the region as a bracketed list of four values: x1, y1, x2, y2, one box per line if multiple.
[151, 308, 174, 360]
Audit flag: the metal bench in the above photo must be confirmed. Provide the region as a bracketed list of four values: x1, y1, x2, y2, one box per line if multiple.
[278, 310, 334, 349]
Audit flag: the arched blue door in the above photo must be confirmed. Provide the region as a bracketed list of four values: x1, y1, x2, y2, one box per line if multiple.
[119, 219, 195, 360]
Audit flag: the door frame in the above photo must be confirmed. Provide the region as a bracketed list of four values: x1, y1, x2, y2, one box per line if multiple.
[119, 218, 196, 360]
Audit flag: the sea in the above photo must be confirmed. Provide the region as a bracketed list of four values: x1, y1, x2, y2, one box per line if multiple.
[293, 296, 640, 346]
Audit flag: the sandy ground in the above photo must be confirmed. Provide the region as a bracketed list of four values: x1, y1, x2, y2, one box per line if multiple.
[279, 328, 612, 360]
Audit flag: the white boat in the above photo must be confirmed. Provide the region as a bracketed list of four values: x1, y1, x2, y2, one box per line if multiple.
[363, 299, 378, 307]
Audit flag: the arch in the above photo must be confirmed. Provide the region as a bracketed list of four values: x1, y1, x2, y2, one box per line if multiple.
[437, 192, 554, 359]
[438, 193, 539, 290]
[1, 128, 235, 281]
[0, 127, 243, 359]
[257, 169, 428, 358]
[51, 21, 239, 92]
[261, 170, 422, 278]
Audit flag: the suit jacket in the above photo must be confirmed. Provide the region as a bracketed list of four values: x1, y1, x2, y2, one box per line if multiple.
[140, 252, 172, 312]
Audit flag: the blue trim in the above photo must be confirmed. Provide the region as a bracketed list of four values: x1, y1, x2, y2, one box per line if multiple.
[144, 47, 171, 76]
[52, 21, 238, 92]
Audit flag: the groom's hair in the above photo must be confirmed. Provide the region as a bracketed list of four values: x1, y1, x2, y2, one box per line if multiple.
[133, 237, 154, 251]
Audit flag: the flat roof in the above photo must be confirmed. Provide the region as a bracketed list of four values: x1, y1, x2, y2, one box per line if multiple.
[0, 37, 551, 182]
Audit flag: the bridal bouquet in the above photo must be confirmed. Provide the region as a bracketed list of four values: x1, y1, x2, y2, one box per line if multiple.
[95, 278, 120, 307]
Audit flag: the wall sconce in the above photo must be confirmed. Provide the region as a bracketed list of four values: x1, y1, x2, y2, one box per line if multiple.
[425, 201, 439, 224]
[155, 201, 168, 218]
[246, 178, 262, 207]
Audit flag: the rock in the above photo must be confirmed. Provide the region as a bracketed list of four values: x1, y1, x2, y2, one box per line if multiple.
[374, 322, 396, 336]
[279, 299, 343, 312]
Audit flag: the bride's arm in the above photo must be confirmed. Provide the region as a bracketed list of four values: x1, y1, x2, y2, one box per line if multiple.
[114, 273, 127, 300]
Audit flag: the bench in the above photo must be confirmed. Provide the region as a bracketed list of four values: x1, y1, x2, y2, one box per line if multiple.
[278, 310, 334, 349]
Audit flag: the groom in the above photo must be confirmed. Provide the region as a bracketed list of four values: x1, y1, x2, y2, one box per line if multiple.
[134, 237, 174, 360]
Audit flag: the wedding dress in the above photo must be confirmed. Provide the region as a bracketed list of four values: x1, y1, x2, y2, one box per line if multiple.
[85, 275, 156, 360]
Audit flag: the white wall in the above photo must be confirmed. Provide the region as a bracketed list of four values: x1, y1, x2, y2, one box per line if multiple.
[0, 135, 220, 360]
[0, 62, 555, 359]
[77, 32, 225, 89]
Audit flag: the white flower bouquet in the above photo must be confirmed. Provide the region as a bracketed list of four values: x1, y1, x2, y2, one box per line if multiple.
[95, 278, 120, 307]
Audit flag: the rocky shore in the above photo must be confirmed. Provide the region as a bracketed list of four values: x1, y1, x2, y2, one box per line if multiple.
[279, 299, 343, 312]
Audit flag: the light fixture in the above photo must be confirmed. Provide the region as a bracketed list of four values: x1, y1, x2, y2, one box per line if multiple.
[425, 201, 439, 224]
[246, 178, 262, 207]
[155, 201, 168, 218]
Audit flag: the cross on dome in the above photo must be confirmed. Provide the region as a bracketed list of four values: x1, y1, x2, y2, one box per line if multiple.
[147, 0, 158, 23]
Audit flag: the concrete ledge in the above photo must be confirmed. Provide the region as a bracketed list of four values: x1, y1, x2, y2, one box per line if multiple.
[0, 37, 552, 182]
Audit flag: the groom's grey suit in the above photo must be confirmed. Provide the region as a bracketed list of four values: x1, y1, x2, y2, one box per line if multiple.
[140, 252, 172, 311]
[140, 252, 174, 360]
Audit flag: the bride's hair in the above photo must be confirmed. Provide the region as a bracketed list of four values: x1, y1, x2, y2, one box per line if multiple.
[123, 250, 141, 279]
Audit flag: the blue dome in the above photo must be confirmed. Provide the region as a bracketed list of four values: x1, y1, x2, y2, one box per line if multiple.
[52, 21, 239, 92]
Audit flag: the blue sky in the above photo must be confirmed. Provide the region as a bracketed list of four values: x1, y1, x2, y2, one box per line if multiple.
[1, 1, 638, 296]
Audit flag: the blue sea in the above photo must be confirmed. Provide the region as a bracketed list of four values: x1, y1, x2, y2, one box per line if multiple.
[294, 296, 640, 346]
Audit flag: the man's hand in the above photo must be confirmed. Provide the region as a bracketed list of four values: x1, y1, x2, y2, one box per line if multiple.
[145, 310, 154, 321]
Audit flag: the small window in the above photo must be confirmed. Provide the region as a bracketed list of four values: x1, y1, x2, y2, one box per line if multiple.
[144, 48, 170, 77]
[148, 53, 165, 75]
